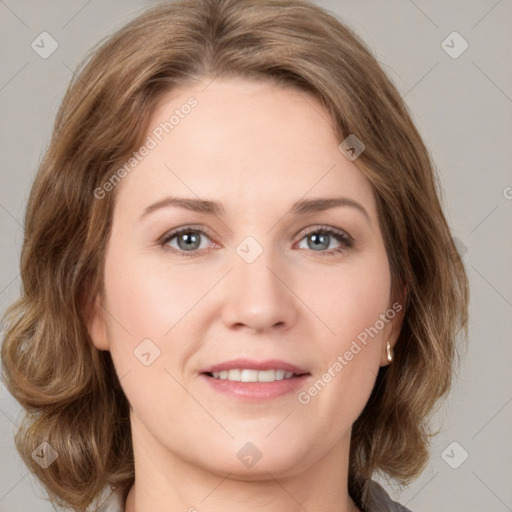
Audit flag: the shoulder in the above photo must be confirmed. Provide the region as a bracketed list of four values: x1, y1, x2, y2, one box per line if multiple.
[361, 479, 414, 512]
[95, 486, 125, 512]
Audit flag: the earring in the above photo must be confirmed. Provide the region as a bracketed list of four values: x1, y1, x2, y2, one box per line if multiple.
[386, 341, 394, 363]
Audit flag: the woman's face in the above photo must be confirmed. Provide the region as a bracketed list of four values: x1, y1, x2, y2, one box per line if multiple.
[88, 76, 403, 481]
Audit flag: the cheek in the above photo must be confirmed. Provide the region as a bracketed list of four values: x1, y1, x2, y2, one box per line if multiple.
[103, 236, 391, 359]
[101, 247, 214, 384]
[297, 256, 390, 429]
[316, 252, 391, 349]
[303, 259, 390, 412]
[104, 248, 207, 336]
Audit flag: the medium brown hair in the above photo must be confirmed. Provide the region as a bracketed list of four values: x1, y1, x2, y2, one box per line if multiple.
[1, 0, 469, 509]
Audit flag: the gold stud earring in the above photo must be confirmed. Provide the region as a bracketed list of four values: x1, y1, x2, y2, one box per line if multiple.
[386, 341, 394, 363]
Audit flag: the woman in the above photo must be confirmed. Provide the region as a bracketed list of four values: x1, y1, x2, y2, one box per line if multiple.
[1, 0, 469, 511]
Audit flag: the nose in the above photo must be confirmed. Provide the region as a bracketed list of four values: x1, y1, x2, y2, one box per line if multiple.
[220, 243, 299, 334]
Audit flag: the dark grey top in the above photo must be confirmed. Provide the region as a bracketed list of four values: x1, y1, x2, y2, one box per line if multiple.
[360, 479, 413, 512]
[96, 478, 413, 511]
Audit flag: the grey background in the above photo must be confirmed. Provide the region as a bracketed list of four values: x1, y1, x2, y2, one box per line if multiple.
[1, 0, 511, 511]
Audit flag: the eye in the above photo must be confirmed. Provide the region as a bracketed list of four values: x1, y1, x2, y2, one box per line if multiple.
[159, 224, 354, 257]
[295, 225, 353, 256]
[160, 225, 214, 256]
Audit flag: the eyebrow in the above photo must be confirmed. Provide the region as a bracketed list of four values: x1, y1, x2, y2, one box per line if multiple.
[140, 195, 370, 221]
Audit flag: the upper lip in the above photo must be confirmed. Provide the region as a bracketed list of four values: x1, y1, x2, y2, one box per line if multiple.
[200, 358, 309, 375]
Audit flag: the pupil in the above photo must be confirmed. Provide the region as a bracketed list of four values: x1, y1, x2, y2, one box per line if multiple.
[310, 233, 328, 250]
[179, 232, 199, 250]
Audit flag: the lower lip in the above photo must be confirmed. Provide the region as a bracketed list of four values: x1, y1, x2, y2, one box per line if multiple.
[199, 373, 311, 401]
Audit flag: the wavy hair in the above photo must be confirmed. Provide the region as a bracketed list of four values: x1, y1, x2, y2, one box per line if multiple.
[1, 0, 469, 510]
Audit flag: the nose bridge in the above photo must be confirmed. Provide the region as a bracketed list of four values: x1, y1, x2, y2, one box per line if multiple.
[236, 236, 279, 288]
[221, 233, 296, 332]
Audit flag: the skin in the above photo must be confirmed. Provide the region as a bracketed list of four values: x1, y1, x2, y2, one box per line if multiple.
[87, 76, 404, 512]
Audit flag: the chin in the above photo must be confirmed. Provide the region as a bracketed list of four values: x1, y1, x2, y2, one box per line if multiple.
[201, 439, 312, 478]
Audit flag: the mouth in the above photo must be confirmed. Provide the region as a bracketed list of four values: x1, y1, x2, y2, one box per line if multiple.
[199, 359, 311, 401]
[203, 368, 309, 383]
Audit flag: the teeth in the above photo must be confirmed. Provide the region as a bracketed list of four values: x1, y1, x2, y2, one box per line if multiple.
[210, 369, 299, 382]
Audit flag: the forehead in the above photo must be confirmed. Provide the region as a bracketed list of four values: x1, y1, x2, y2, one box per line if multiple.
[114, 77, 375, 217]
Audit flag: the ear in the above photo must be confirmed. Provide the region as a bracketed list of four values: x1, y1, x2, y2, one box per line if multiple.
[83, 289, 111, 352]
[380, 284, 407, 367]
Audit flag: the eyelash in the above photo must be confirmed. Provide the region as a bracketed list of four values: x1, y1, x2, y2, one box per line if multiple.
[158, 224, 354, 258]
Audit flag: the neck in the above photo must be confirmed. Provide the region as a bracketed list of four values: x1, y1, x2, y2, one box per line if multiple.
[124, 479, 361, 512]
[123, 415, 361, 512]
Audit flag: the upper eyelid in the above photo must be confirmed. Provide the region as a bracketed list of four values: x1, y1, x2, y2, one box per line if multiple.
[296, 224, 352, 241]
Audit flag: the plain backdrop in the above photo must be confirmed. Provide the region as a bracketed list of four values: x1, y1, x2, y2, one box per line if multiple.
[1, 1, 511, 511]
